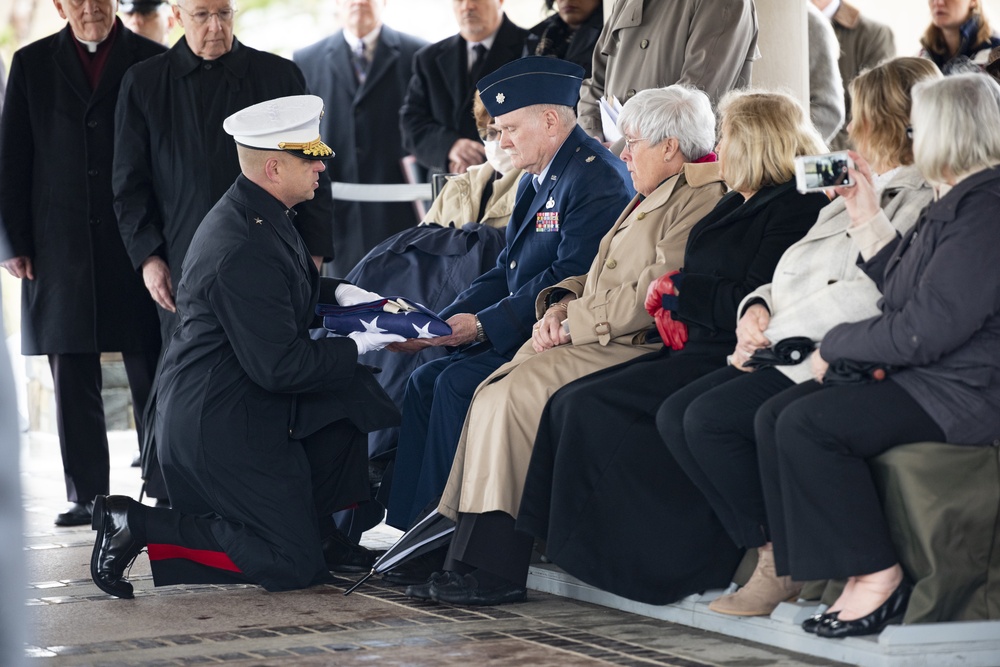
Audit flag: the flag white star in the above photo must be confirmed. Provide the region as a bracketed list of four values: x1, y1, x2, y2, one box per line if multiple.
[360, 317, 388, 334]
[412, 322, 436, 339]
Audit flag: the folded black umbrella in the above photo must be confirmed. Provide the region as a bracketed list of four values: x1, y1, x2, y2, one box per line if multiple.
[343, 509, 455, 596]
[743, 336, 816, 370]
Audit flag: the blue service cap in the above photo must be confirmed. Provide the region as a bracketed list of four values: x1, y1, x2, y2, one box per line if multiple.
[477, 56, 585, 118]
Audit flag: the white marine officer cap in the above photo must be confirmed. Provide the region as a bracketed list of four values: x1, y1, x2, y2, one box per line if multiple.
[223, 94, 334, 161]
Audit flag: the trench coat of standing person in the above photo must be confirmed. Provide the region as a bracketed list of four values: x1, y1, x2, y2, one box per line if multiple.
[92, 96, 401, 595]
[516, 91, 830, 606]
[0, 8, 164, 524]
[114, 2, 335, 345]
[577, 0, 758, 146]
[293, 0, 428, 276]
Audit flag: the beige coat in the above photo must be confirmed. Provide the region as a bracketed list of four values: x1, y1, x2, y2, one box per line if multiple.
[578, 0, 758, 141]
[739, 165, 932, 383]
[438, 163, 726, 520]
[421, 164, 523, 230]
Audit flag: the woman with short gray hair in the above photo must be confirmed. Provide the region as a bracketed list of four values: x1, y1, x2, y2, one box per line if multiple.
[754, 72, 1000, 639]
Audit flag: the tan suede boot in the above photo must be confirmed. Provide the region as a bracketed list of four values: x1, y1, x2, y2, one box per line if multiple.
[708, 547, 802, 617]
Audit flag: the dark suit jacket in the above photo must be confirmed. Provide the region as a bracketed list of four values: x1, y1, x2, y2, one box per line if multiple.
[156, 175, 398, 590]
[294, 25, 428, 275]
[440, 126, 634, 356]
[400, 15, 528, 173]
[0, 21, 164, 355]
[674, 181, 829, 352]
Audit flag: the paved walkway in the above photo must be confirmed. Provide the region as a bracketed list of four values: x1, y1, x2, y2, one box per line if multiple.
[21, 430, 843, 666]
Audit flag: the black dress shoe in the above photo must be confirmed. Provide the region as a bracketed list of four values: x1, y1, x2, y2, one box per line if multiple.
[430, 572, 527, 606]
[802, 610, 838, 633]
[816, 581, 912, 639]
[383, 546, 448, 586]
[90, 495, 146, 599]
[55, 501, 94, 527]
[405, 571, 458, 600]
[322, 530, 376, 574]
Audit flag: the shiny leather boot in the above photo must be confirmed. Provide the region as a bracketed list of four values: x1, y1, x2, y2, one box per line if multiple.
[90, 495, 146, 599]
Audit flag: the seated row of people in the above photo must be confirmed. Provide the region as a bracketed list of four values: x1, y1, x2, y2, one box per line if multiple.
[375, 56, 1000, 639]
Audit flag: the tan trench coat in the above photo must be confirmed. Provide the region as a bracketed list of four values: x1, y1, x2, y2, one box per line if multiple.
[421, 163, 522, 230]
[438, 163, 726, 520]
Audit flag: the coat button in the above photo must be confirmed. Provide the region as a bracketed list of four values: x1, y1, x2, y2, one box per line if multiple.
[89, 218, 100, 226]
[204, 63, 213, 70]
[289, 429, 293, 435]
[510, 260, 517, 269]
[88, 168, 98, 176]
[636, 212, 646, 220]
[640, 39, 649, 49]
[605, 258, 617, 269]
[87, 120, 98, 128]
[627, 89, 636, 98]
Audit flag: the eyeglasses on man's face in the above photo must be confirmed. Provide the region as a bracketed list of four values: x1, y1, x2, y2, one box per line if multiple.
[179, 6, 237, 24]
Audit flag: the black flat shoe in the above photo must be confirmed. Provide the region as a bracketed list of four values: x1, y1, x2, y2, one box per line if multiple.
[55, 501, 94, 527]
[430, 572, 527, 606]
[816, 581, 912, 639]
[802, 610, 838, 633]
[405, 571, 457, 600]
[90, 495, 146, 599]
[382, 546, 447, 586]
[322, 530, 376, 574]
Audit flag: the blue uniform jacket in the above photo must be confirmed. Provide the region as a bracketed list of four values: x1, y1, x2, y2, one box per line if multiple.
[439, 125, 634, 356]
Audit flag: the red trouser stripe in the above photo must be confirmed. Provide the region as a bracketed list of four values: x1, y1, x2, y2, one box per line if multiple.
[147, 543, 243, 573]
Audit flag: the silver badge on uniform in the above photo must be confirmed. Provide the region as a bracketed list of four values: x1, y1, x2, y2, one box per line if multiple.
[545, 197, 555, 209]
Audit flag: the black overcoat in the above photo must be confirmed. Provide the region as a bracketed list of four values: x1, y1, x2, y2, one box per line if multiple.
[113, 37, 335, 298]
[0, 22, 164, 355]
[156, 175, 398, 590]
[294, 25, 428, 275]
[400, 15, 528, 173]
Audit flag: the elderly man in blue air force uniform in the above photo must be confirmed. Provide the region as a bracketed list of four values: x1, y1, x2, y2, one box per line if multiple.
[88, 96, 405, 598]
[384, 57, 634, 569]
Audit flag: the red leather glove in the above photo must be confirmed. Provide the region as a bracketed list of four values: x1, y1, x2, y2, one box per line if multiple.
[644, 271, 679, 317]
[655, 309, 688, 351]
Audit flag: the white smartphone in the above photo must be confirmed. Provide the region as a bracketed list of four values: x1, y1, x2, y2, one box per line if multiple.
[794, 151, 854, 193]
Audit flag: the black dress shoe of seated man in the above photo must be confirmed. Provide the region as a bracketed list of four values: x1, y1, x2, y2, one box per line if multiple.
[383, 546, 448, 586]
[430, 571, 527, 606]
[816, 581, 912, 639]
[322, 529, 376, 574]
[404, 570, 457, 600]
[90, 495, 146, 599]
[55, 501, 94, 527]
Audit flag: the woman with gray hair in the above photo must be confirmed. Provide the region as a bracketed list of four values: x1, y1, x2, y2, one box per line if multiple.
[407, 85, 728, 602]
[754, 72, 1000, 638]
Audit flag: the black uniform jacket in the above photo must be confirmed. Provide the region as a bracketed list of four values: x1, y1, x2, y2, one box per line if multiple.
[400, 15, 528, 173]
[0, 21, 164, 355]
[295, 25, 428, 275]
[113, 37, 335, 295]
[156, 175, 397, 589]
[526, 8, 604, 78]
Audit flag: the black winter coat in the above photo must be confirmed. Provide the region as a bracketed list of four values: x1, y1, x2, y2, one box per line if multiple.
[0, 21, 164, 355]
[113, 37, 334, 296]
[294, 25, 428, 275]
[400, 15, 528, 173]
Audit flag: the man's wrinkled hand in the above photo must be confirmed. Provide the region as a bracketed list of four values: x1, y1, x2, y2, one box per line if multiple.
[141, 256, 176, 313]
[1, 256, 34, 280]
[447, 139, 486, 174]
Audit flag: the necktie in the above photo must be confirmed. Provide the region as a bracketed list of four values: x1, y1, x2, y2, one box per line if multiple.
[469, 43, 488, 86]
[510, 174, 538, 228]
[352, 41, 368, 86]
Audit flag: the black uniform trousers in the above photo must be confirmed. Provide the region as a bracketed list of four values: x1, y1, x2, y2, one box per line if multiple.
[754, 378, 944, 582]
[49, 350, 158, 504]
[657, 365, 795, 549]
[150, 419, 367, 590]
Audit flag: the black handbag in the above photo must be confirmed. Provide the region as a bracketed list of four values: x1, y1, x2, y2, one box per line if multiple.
[743, 336, 816, 369]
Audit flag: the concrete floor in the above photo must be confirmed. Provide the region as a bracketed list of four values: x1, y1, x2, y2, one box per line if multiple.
[22, 431, 845, 667]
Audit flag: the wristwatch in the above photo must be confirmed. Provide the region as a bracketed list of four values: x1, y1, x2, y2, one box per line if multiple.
[474, 316, 487, 343]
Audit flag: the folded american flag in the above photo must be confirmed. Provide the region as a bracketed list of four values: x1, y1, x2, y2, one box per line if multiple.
[316, 298, 452, 339]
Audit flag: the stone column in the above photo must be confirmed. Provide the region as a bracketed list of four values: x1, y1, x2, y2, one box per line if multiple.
[749, 0, 809, 110]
